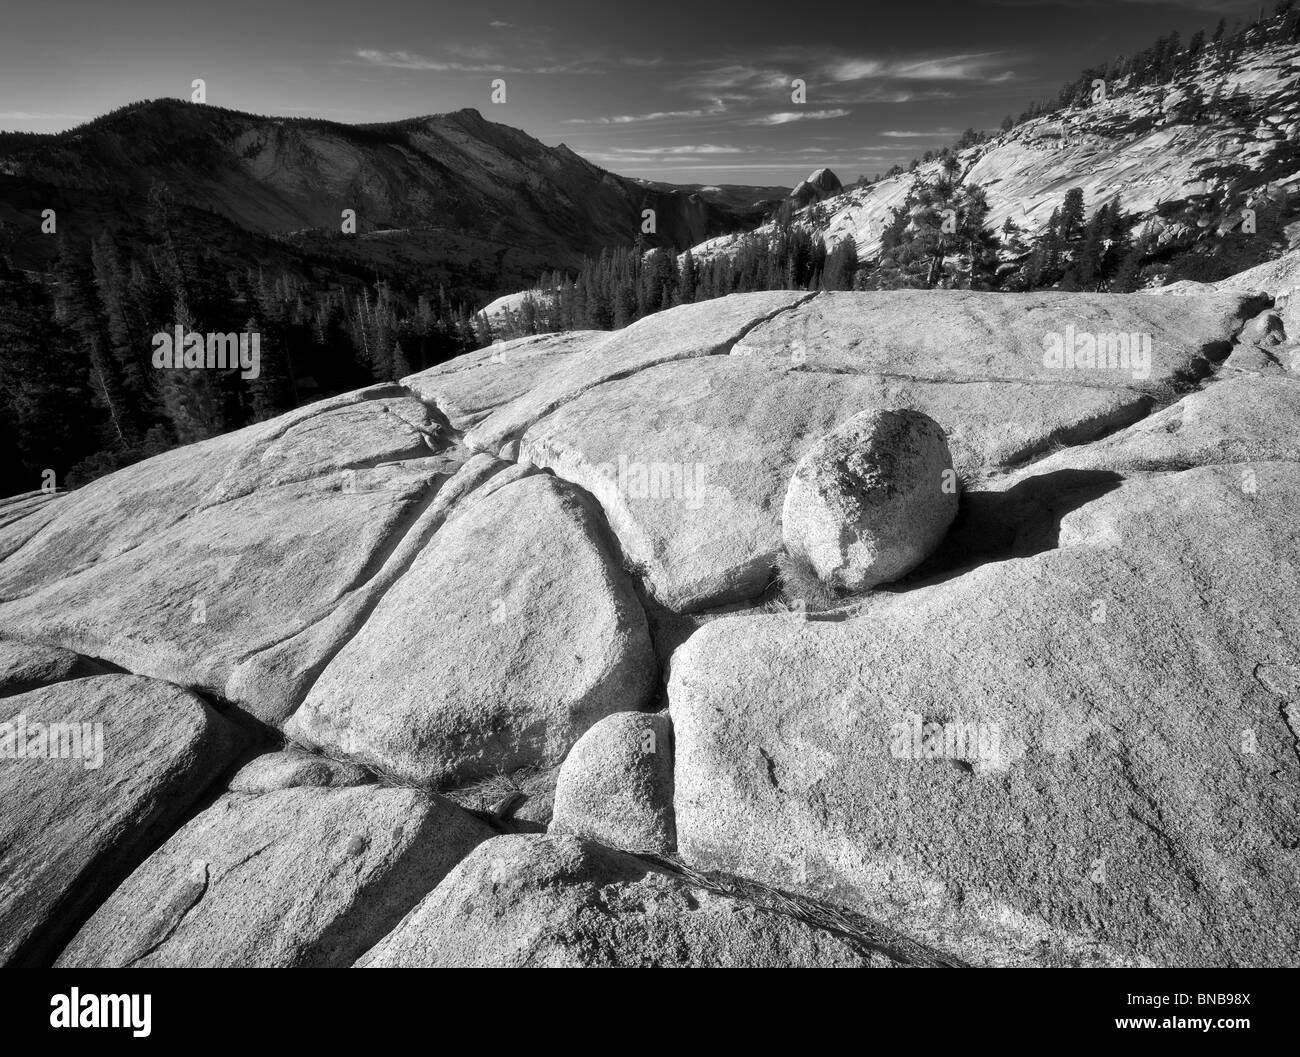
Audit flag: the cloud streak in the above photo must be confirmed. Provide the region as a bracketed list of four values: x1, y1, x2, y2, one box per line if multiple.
[0, 111, 86, 121]
[566, 99, 727, 124]
[827, 52, 1012, 82]
[600, 144, 745, 155]
[353, 48, 595, 75]
[743, 109, 851, 125]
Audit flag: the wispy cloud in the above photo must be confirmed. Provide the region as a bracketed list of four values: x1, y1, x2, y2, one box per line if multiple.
[821, 87, 957, 105]
[677, 63, 791, 94]
[353, 48, 596, 75]
[827, 52, 1012, 82]
[673, 49, 1017, 109]
[0, 111, 85, 121]
[488, 20, 514, 28]
[743, 108, 850, 125]
[566, 99, 727, 124]
[597, 144, 745, 156]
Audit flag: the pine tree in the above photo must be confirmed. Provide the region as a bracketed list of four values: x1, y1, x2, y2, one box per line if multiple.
[823, 236, 859, 290]
[680, 249, 698, 303]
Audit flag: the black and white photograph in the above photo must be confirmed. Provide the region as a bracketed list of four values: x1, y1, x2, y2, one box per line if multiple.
[0, 0, 1294, 1029]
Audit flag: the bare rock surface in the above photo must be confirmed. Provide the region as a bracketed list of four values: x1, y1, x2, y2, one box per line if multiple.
[357, 834, 902, 967]
[0, 674, 246, 966]
[0, 491, 63, 562]
[1, 276, 1297, 970]
[287, 474, 655, 785]
[403, 331, 606, 430]
[0, 638, 103, 695]
[57, 785, 492, 968]
[550, 711, 675, 853]
[0, 386, 458, 723]
[730, 289, 1257, 387]
[670, 464, 1300, 967]
[998, 375, 1300, 480]
[521, 354, 1144, 610]
[463, 290, 815, 456]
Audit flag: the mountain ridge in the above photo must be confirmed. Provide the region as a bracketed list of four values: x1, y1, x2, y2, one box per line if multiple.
[690, 24, 1300, 285]
[0, 98, 786, 293]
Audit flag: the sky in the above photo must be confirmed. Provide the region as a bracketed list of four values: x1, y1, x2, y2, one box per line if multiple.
[0, 0, 1271, 186]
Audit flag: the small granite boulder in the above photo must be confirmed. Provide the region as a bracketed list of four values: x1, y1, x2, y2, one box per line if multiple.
[227, 748, 372, 793]
[550, 711, 674, 853]
[782, 408, 958, 591]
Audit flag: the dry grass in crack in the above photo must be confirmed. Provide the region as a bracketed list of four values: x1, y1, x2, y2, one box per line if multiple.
[637, 851, 967, 968]
[774, 546, 841, 613]
[441, 768, 533, 821]
[1133, 376, 1190, 411]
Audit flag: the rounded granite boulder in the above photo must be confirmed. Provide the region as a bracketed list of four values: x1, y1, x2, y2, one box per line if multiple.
[781, 408, 958, 591]
[549, 710, 675, 853]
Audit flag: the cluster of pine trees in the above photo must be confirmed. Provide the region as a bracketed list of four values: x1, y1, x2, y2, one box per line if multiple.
[0, 191, 481, 496]
[488, 222, 860, 337]
[1013, 191, 1145, 292]
[865, 158, 1000, 290]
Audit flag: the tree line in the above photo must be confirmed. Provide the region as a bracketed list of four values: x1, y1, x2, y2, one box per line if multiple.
[0, 190, 482, 496]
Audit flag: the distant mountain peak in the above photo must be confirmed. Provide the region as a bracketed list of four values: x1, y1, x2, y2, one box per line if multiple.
[790, 168, 843, 208]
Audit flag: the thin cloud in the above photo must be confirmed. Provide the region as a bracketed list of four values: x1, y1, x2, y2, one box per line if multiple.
[355, 48, 508, 72]
[744, 109, 850, 125]
[353, 48, 595, 75]
[678, 63, 790, 93]
[675, 49, 1016, 109]
[566, 99, 727, 124]
[595, 144, 745, 156]
[0, 111, 85, 121]
[821, 87, 956, 104]
[828, 52, 1012, 82]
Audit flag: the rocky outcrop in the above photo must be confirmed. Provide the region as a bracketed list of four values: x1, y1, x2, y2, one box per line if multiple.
[286, 473, 655, 785]
[790, 167, 843, 209]
[728, 289, 1257, 387]
[0, 637, 103, 695]
[357, 834, 904, 967]
[518, 289, 1254, 610]
[462, 290, 815, 456]
[57, 786, 492, 968]
[670, 464, 1300, 967]
[994, 374, 1300, 478]
[403, 331, 605, 431]
[1, 276, 1297, 969]
[0, 386, 455, 724]
[1, 671, 247, 966]
[0, 492, 63, 563]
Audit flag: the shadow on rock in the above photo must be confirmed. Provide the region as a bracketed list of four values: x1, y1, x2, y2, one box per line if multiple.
[895, 468, 1126, 590]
